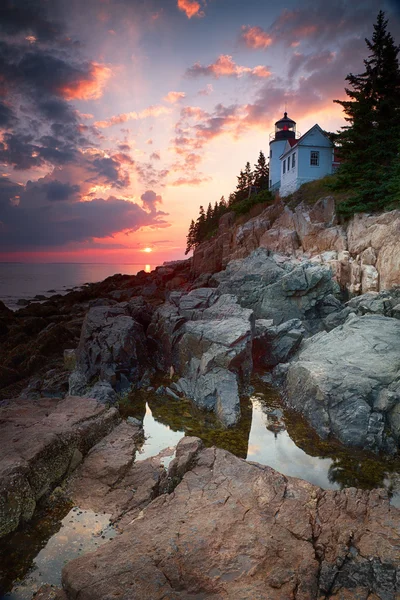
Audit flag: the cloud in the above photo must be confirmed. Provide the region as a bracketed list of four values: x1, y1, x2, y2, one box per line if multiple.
[42, 180, 80, 201]
[177, 0, 204, 19]
[56, 62, 112, 101]
[150, 151, 161, 160]
[198, 84, 213, 96]
[0, 101, 17, 128]
[240, 26, 273, 49]
[0, 0, 63, 41]
[0, 175, 169, 250]
[94, 105, 170, 128]
[171, 175, 211, 186]
[163, 91, 186, 104]
[186, 55, 271, 79]
[288, 50, 335, 78]
[141, 190, 162, 212]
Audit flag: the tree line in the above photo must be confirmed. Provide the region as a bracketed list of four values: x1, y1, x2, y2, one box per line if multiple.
[185, 151, 270, 254]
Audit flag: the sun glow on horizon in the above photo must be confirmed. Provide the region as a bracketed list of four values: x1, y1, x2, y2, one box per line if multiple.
[143, 247, 152, 253]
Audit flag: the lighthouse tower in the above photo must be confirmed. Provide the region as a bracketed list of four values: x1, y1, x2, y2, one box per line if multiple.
[269, 112, 296, 191]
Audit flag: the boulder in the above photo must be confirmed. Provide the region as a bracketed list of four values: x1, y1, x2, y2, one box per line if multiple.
[0, 396, 119, 538]
[253, 318, 304, 367]
[148, 290, 254, 426]
[69, 304, 149, 396]
[284, 315, 400, 452]
[214, 248, 336, 330]
[62, 438, 400, 600]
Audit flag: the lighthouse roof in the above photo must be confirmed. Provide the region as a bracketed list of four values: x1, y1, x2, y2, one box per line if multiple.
[274, 112, 296, 127]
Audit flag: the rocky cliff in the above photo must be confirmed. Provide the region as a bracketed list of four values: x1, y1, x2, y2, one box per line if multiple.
[192, 197, 400, 296]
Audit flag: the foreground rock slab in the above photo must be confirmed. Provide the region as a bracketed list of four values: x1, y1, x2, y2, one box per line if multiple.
[62, 438, 400, 600]
[284, 314, 400, 452]
[67, 421, 166, 529]
[0, 396, 119, 538]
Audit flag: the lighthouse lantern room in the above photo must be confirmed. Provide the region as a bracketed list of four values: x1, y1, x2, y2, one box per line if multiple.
[269, 112, 297, 190]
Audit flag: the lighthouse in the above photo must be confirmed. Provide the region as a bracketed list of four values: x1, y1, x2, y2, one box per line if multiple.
[269, 112, 296, 191]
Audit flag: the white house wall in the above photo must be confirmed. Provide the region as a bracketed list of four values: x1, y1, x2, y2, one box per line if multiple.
[280, 150, 298, 196]
[269, 139, 287, 188]
[279, 127, 333, 197]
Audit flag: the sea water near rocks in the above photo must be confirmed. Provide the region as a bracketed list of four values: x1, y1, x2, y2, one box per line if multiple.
[0, 263, 153, 309]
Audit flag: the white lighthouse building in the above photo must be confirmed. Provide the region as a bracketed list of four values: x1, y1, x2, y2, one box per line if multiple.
[269, 112, 298, 192]
[269, 112, 339, 196]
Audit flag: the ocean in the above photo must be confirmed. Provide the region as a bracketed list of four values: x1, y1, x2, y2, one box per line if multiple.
[0, 263, 153, 310]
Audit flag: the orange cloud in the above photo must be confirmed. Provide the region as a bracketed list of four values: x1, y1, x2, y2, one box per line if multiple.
[94, 105, 171, 128]
[186, 55, 271, 79]
[241, 26, 273, 49]
[57, 62, 112, 100]
[177, 0, 204, 19]
[164, 91, 186, 103]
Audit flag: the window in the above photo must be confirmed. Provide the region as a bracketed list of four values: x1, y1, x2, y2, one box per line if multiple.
[292, 153, 296, 168]
[283, 159, 286, 174]
[310, 151, 319, 166]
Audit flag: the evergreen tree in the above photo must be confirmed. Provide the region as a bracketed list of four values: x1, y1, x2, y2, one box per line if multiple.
[244, 161, 253, 190]
[185, 219, 196, 255]
[333, 11, 400, 214]
[253, 151, 269, 190]
[196, 205, 206, 241]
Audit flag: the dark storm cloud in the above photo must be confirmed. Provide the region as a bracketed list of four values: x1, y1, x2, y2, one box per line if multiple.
[42, 180, 80, 201]
[0, 16, 109, 176]
[0, 0, 63, 41]
[0, 176, 169, 250]
[0, 132, 44, 169]
[90, 157, 130, 188]
[38, 98, 77, 123]
[0, 102, 17, 128]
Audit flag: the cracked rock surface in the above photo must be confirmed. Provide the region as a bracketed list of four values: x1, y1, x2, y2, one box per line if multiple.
[62, 437, 400, 600]
[0, 396, 119, 538]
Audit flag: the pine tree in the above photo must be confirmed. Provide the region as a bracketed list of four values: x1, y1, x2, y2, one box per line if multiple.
[253, 151, 269, 190]
[333, 11, 400, 214]
[185, 219, 196, 255]
[244, 161, 253, 191]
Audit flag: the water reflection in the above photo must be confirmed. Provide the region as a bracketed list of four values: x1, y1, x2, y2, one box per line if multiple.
[0, 504, 115, 598]
[122, 380, 400, 505]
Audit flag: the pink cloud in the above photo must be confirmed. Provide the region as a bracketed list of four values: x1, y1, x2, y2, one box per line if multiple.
[58, 62, 112, 101]
[186, 55, 271, 79]
[171, 175, 211, 186]
[164, 91, 186, 103]
[94, 105, 171, 128]
[240, 26, 273, 49]
[177, 0, 204, 19]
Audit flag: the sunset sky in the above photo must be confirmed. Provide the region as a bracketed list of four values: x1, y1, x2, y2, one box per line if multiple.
[0, 0, 399, 264]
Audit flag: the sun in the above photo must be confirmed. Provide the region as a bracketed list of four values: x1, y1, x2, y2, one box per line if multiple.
[143, 247, 152, 253]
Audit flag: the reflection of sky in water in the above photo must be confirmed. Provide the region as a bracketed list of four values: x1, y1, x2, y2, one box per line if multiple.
[136, 403, 183, 462]
[6, 509, 115, 600]
[246, 398, 337, 490]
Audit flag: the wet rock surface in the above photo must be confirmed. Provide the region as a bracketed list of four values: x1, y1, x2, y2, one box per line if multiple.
[0, 395, 119, 538]
[284, 314, 400, 452]
[66, 421, 166, 529]
[62, 437, 400, 600]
